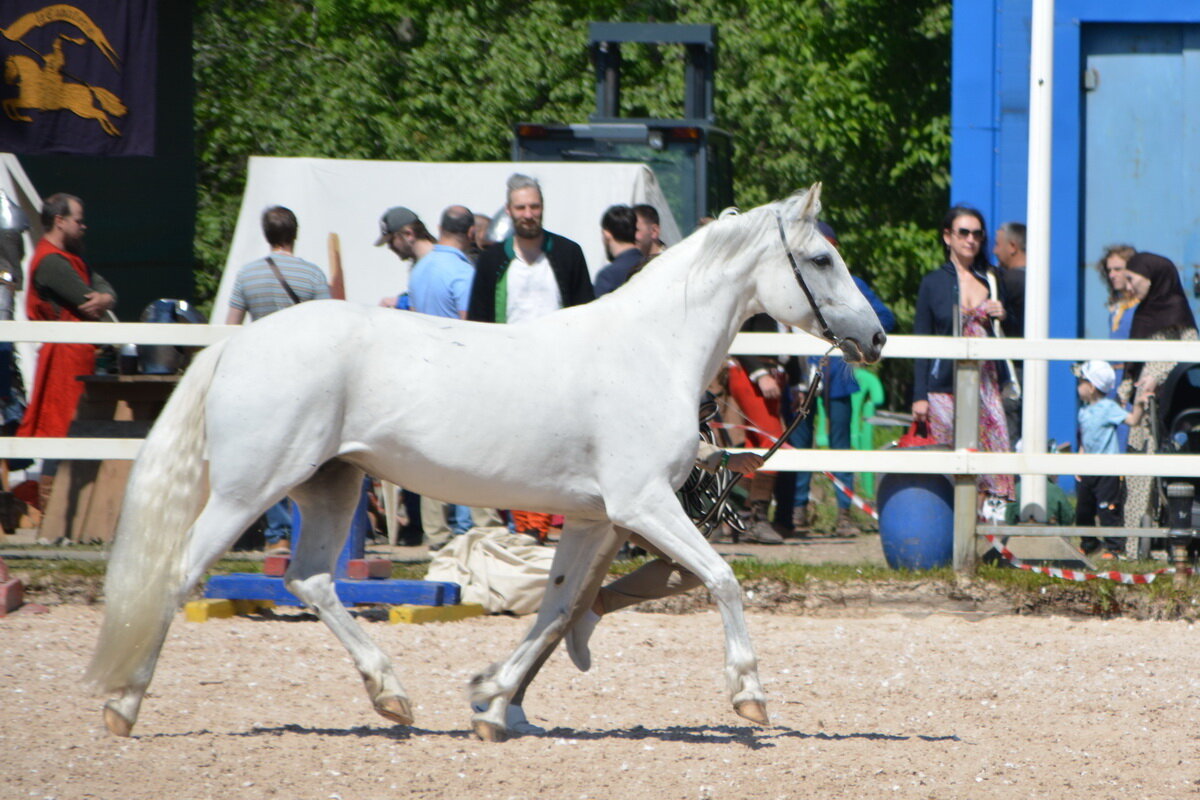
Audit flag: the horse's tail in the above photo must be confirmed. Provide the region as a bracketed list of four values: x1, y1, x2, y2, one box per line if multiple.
[85, 340, 226, 693]
[89, 86, 127, 117]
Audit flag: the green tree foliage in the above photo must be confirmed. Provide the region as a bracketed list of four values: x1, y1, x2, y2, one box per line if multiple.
[195, 0, 950, 404]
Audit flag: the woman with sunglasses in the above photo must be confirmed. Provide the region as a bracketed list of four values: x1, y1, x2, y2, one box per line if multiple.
[911, 205, 1014, 504]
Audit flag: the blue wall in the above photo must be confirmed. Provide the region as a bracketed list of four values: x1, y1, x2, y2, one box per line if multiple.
[951, 0, 1200, 451]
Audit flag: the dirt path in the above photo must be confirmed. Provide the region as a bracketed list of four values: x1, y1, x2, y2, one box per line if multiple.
[4, 604, 1199, 799]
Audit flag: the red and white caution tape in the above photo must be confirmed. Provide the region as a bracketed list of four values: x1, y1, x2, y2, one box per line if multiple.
[709, 421, 785, 447]
[821, 470, 878, 520]
[712, 422, 1194, 582]
[983, 534, 1194, 584]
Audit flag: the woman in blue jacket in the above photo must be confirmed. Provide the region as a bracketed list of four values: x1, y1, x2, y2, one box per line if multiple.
[911, 205, 1014, 501]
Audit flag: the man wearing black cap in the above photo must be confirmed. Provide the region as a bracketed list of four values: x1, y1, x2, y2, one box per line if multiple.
[376, 206, 435, 309]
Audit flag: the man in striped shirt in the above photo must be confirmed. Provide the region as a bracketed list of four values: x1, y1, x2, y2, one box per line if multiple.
[225, 206, 331, 552]
[226, 206, 330, 325]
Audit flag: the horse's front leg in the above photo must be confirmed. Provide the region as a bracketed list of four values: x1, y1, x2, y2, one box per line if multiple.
[613, 494, 769, 726]
[2, 100, 31, 122]
[469, 518, 623, 742]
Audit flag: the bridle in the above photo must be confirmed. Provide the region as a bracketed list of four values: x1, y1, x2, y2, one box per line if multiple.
[773, 208, 844, 352]
[692, 209, 847, 537]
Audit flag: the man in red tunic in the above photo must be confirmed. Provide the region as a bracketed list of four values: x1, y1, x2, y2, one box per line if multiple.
[17, 194, 116, 507]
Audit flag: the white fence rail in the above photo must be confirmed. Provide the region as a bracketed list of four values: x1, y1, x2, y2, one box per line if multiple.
[3, 322, 1199, 478]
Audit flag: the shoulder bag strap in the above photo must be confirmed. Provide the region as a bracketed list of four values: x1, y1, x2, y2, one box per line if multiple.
[265, 256, 302, 305]
[986, 269, 1022, 400]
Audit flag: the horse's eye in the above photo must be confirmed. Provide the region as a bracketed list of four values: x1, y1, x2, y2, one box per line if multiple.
[811, 254, 832, 268]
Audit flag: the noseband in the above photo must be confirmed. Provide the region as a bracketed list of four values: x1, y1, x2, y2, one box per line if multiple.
[774, 209, 843, 351]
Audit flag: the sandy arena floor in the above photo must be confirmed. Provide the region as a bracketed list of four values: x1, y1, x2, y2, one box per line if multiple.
[3, 604, 1199, 799]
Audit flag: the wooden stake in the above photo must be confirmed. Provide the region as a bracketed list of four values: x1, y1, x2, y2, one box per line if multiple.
[327, 232, 345, 300]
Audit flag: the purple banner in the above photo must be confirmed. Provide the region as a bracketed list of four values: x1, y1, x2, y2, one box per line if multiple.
[0, 0, 157, 155]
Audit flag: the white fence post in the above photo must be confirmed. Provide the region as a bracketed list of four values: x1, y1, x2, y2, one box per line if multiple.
[1020, 0, 1055, 520]
[952, 359, 981, 571]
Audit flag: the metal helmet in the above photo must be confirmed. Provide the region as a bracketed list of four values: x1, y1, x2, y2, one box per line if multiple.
[137, 299, 208, 374]
[0, 190, 30, 234]
[486, 207, 512, 243]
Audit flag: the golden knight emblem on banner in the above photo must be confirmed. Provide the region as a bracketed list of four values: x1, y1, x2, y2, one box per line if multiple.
[1, 3, 126, 136]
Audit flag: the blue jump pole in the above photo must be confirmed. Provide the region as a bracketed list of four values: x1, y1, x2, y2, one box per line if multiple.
[288, 480, 371, 579]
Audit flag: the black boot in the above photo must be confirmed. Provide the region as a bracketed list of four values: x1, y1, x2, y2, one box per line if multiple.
[834, 508, 861, 537]
[743, 501, 784, 544]
[792, 504, 812, 536]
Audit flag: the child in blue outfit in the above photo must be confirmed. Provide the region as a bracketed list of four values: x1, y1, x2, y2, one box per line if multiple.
[1074, 360, 1147, 559]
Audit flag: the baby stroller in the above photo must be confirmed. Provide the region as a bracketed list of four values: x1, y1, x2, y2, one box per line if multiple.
[1134, 362, 1200, 560]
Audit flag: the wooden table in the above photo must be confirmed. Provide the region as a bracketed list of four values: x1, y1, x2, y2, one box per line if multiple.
[41, 374, 180, 543]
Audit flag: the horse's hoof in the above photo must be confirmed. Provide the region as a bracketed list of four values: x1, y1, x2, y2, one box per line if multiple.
[735, 699, 770, 726]
[472, 717, 508, 743]
[374, 695, 414, 726]
[103, 702, 134, 737]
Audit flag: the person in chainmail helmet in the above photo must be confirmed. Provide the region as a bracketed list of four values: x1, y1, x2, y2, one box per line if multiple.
[0, 190, 29, 439]
[0, 189, 28, 319]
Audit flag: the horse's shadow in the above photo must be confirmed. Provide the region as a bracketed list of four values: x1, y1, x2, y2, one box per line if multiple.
[525, 724, 962, 750]
[164, 722, 963, 750]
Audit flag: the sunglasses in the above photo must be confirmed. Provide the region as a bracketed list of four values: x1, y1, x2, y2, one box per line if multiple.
[951, 227, 985, 241]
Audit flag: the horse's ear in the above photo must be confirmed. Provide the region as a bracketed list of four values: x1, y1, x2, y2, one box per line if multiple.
[797, 182, 823, 220]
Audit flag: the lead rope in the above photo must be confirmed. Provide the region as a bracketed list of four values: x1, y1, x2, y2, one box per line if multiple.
[691, 348, 834, 540]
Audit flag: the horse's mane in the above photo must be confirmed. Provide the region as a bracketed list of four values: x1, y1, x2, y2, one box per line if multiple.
[689, 190, 819, 274]
[618, 189, 820, 289]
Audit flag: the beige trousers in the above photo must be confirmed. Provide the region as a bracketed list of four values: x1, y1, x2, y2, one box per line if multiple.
[420, 496, 503, 550]
[595, 534, 703, 615]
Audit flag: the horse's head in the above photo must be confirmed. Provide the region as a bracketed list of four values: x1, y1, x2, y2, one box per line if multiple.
[749, 184, 886, 364]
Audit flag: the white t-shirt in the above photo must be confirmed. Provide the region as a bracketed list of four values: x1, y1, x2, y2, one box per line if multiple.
[505, 250, 562, 324]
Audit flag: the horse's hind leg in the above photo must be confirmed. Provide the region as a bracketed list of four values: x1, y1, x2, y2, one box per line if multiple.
[102, 495, 265, 736]
[470, 518, 623, 741]
[614, 496, 770, 726]
[286, 461, 413, 726]
[508, 527, 634, 707]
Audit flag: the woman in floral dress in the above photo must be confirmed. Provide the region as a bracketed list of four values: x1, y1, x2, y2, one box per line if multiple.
[911, 205, 1014, 502]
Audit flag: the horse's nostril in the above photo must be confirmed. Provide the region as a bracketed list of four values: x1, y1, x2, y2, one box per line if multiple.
[873, 330, 888, 350]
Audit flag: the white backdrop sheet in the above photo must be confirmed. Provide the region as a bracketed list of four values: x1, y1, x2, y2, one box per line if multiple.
[212, 157, 682, 321]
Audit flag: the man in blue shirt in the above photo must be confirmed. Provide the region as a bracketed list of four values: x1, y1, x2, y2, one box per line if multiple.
[409, 205, 476, 319]
[407, 205, 500, 548]
[375, 206, 435, 310]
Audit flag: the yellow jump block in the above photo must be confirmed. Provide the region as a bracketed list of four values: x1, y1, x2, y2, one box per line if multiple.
[389, 603, 485, 625]
[185, 598, 274, 622]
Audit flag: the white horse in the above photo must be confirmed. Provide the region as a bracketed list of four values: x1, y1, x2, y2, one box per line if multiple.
[86, 185, 885, 742]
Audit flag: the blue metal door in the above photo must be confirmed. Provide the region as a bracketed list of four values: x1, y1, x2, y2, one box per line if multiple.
[1082, 24, 1200, 339]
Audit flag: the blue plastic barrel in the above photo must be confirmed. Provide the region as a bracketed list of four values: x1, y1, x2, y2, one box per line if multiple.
[876, 473, 954, 570]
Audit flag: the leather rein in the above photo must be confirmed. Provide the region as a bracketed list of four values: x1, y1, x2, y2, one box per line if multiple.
[693, 211, 845, 536]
